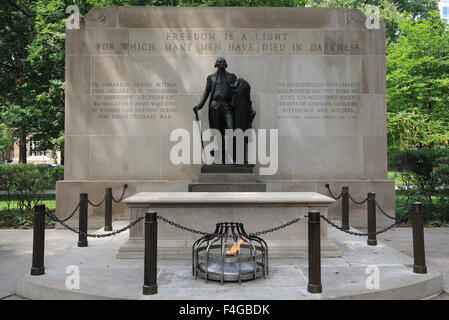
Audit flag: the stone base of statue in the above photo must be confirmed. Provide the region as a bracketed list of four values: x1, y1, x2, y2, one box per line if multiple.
[201, 164, 254, 174]
[188, 164, 266, 192]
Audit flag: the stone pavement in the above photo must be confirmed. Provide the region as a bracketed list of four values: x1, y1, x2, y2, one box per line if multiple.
[377, 227, 449, 299]
[1, 225, 447, 300]
[0, 229, 74, 299]
[0, 223, 442, 299]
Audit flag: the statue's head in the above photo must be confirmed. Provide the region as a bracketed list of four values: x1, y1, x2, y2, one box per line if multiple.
[214, 57, 227, 70]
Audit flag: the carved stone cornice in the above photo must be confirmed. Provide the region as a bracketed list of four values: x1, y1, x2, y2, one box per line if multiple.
[84, 7, 107, 23]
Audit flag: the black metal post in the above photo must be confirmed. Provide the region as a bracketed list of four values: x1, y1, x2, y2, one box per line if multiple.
[367, 192, 377, 246]
[104, 188, 113, 232]
[78, 193, 88, 247]
[342, 186, 349, 231]
[31, 204, 46, 276]
[143, 211, 158, 295]
[412, 202, 427, 274]
[308, 211, 322, 294]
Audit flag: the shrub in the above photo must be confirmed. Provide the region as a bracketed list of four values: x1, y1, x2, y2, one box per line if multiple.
[0, 164, 63, 212]
[390, 147, 449, 222]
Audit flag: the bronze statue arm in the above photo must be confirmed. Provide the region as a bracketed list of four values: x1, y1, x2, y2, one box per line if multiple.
[194, 77, 212, 111]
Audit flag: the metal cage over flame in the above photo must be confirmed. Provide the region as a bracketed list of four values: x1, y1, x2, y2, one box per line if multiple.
[192, 222, 268, 284]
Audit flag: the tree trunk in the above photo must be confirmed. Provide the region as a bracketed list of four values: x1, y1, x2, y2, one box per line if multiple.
[19, 134, 27, 164]
[60, 142, 64, 166]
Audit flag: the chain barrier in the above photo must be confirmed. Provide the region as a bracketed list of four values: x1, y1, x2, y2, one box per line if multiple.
[347, 192, 369, 205]
[56, 200, 80, 223]
[44, 207, 145, 238]
[325, 184, 368, 204]
[156, 214, 307, 237]
[320, 210, 412, 237]
[43, 202, 412, 240]
[374, 198, 407, 221]
[86, 184, 128, 207]
[324, 184, 343, 200]
[156, 215, 211, 236]
[250, 215, 307, 236]
[88, 196, 105, 208]
[44, 202, 309, 239]
[112, 184, 128, 203]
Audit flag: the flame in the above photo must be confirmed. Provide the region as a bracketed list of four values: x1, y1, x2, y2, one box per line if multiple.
[226, 239, 243, 255]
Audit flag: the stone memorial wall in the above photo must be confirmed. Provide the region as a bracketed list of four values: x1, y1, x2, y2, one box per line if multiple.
[58, 7, 394, 227]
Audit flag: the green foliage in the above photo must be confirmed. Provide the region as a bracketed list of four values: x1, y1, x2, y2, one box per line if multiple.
[387, 111, 449, 151]
[391, 148, 446, 192]
[390, 147, 449, 222]
[308, 0, 401, 40]
[0, 1, 38, 160]
[386, 12, 449, 151]
[25, 1, 67, 153]
[0, 123, 14, 162]
[393, 0, 439, 18]
[308, 0, 440, 41]
[0, 208, 35, 229]
[177, 0, 307, 6]
[0, 198, 56, 229]
[0, 163, 63, 212]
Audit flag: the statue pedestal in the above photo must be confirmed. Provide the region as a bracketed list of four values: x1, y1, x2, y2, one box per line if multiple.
[188, 164, 266, 192]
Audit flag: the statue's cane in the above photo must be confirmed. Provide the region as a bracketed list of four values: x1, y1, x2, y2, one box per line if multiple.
[194, 108, 206, 160]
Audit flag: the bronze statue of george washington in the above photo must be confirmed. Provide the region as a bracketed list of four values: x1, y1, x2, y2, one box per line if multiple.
[193, 57, 236, 136]
[193, 57, 255, 164]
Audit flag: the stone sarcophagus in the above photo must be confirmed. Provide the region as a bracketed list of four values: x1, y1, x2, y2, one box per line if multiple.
[118, 192, 340, 258]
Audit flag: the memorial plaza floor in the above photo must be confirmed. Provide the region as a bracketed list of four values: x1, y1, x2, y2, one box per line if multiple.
[0, 223, 448, 300]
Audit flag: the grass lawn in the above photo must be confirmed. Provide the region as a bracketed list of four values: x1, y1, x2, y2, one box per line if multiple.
[0, 194, 56, 210]
[388, 171, 408, 186]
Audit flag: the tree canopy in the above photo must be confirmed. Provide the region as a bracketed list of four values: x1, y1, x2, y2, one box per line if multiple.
[386, 12, 449, 150]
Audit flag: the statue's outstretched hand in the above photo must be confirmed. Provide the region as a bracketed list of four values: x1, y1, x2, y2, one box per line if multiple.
[193, 106, 201, 113]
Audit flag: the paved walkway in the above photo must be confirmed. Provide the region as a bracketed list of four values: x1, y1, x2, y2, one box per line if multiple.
[0, 229, 74, 299]
[377, 227, 449, 299]
[1, 227, 448, 299]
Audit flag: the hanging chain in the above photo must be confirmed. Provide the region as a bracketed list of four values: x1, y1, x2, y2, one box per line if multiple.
[112, 185, 128, 203]
[325, 184, 343, 200]
[325, 184, 369, 204]
[45, 207, 144, 238]
[251, 215, 307, 236]
[374, 198, 407, 220]
[86, 184, 128, 207]
[56, 200, 80, 223]
[157, 215, 307, 237]
[156, 215, 211, 235]
[320, 210, 412, 237]
[347, 192, 369, 205]
[45, 203, 308, 239]
[88, 196, 106, 208]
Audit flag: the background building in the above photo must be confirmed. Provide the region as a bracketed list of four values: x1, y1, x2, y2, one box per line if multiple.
[440, 0, 449, 20]
[5, 139, 60, 164]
